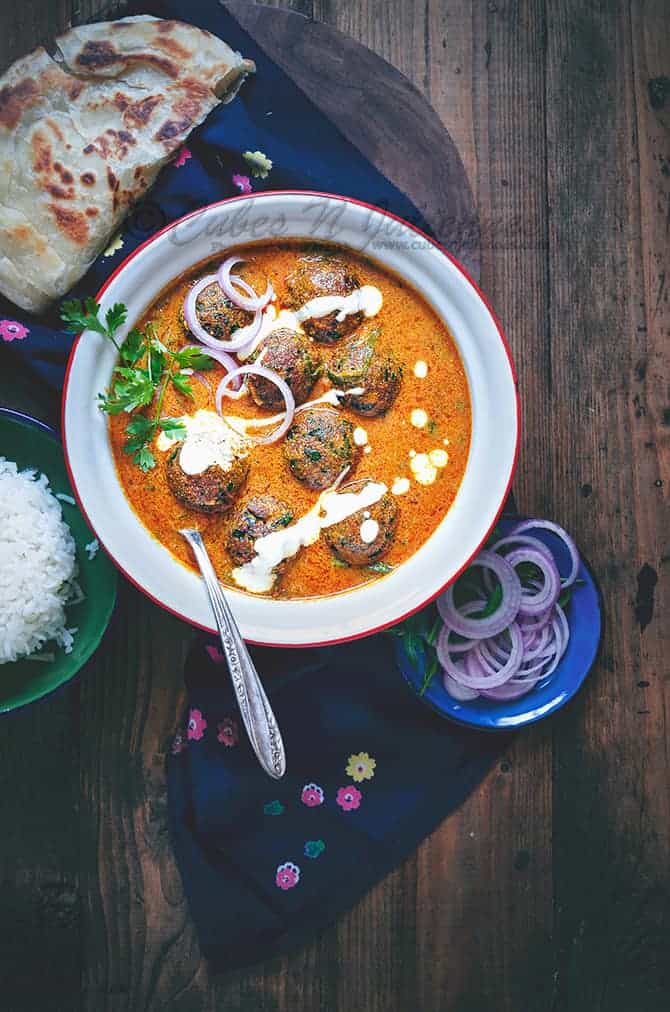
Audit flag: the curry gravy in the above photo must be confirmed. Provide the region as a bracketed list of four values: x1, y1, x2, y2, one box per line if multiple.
[109, 242, 472, 599]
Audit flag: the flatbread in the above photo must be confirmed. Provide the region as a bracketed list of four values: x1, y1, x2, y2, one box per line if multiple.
[0, 16, 255, 313]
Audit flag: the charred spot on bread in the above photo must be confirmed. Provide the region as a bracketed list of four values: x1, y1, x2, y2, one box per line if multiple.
[0, 78, 39, 130]
[48, 204, 89, 245]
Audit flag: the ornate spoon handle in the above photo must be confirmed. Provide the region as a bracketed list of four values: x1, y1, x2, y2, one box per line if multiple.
[180, 528, 286, 779]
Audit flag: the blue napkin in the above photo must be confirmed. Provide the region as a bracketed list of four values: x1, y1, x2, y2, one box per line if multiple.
[0, 0, 508, 968]
[172, 634, 508, 970]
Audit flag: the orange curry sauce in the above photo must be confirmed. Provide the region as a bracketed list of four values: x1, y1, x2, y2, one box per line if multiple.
[109, 242, 472, 599]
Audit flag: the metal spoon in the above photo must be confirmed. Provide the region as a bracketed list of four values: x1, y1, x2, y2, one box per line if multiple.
[179, 528, 286, 779]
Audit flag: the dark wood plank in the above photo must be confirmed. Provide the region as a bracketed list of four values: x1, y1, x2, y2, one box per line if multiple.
[545, 2, 670, 1010]
[225, 0, 481, 280]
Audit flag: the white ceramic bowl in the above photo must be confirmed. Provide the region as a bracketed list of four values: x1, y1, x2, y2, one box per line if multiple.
[63, 192, 519, 646]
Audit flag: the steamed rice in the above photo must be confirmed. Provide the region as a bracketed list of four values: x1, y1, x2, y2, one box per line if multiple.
[0, 457, 78, 664]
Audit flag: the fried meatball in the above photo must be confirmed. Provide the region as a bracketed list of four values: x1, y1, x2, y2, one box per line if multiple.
[226, 495, 294, 566]
[181, 279, 254, 342]
[247, 328, 322, 407]
[285, 253, 363, 343]
[166, 438, 249, 514]
[182, 262, 268, 342]
[327, 328, 402, 417]
[324, 479, 399, 566]
[283, 407, 359, 490]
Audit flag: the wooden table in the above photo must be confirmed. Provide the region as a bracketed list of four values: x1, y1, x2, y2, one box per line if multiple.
[1, 2, 668, 1010]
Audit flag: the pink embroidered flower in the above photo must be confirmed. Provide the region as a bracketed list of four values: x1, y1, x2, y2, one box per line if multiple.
[187, 708, 207, 741]
[232, 172, 252, 194]
[301, 783, 324, 807]
[171, 730, 187, 755]
[206, 644, 225, 664]
[217, 717, 239, 747]
[0, 320, 29, 342]
[336, 785, 362, 811]
[174, 146, 192, 167]
[275, 861, 300, 890]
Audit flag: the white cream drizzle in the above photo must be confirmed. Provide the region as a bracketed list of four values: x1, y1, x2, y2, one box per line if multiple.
[413, 360, 428, 379]
[359, 518, 380, 544]
[353, 426, 368, 447]
[391, 477, 410, 495]
[410, 408, 428, 429]
[294, 285, 383, 324]
[178, 429, 248, 476]
[156, 410, 250, 475]
[409, 448, 449, 487]
[232, 479, 388, 593]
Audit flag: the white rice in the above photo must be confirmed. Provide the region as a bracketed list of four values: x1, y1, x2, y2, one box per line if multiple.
[0, 458, 79, 664]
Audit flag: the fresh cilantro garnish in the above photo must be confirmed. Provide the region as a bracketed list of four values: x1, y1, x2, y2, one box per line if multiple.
[171, 371, 195, 399]
[367, 560, 394, 574]
[61, 298, 205, 472]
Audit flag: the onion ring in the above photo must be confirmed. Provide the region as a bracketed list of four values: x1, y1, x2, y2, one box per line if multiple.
[217, 257, 274, 312]
[437, 551, 522, 639]
[183, 275, 263, 352]
[182, 344, 242, 392]
[215, 364, 295, 444]
[508, 519, 580, 587]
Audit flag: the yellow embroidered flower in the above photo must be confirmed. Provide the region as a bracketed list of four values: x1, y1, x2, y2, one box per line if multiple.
[243, 149, 273, 179]
[103, 233, 124, 258]
[346, 752, 376, 782]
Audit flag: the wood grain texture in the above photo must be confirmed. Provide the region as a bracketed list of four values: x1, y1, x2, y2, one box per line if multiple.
[225, 0, 481, 278]
[0, 1, 668, 1011]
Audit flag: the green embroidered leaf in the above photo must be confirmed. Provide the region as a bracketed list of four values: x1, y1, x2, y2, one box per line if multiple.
[304, 839, 326, 859]
[263, 800, 285, 816]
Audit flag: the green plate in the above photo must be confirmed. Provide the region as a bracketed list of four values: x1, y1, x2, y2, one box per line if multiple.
[0, 408, 117, 712]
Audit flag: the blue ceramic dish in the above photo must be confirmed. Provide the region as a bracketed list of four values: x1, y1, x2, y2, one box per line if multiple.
[395, 516, 602, 729]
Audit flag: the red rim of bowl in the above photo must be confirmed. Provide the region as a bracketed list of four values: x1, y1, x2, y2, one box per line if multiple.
[61, 190, 521, 647]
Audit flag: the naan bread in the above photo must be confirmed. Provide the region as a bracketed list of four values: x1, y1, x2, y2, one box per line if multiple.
[0, 16, 255, 313]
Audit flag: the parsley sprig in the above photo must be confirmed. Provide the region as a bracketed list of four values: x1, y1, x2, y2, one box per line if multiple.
[61, 299, 215, 471]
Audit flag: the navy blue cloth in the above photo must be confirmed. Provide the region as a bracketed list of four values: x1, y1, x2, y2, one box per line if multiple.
[172, 636, 508, 970]
[0, 0, 506, 969]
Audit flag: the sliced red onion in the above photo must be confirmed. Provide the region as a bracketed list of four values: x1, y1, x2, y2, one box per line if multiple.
[218, 257, 274, 311]
[183, 275, 263, 352]
[215, 364, 295, 444]
[509, 519, 580, 587]
[480, 678, 540, 701]
[442, 622, 524, 689]
[182, 344, 242, 392]
[191, 371, 212, 393]
[437, 551, 522, 639]
[443, 674, 480, 701]
[504, 546, 561, 617]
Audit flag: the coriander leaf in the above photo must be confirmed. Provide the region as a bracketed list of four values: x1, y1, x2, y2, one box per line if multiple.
[120, 329, 145, 366]
[125, 416, 155, 438]
[134, 446, 156, 472]
[171, 372, 194, 399]
[150, 335, 169, 354]
[108, 372, 155, 413]
[105, 303, 127, 336]
[123, 433, 152, 455]
[419, 653, 439, 696]
[60, 298, 106, 336]
[172, 347, 216, 370]
[158, 417, 187, 439]
[367, 561, 394, 574]
[148, 346, 165, 382]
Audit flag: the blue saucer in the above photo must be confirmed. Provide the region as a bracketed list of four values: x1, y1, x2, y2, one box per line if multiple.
[395, 516, 603, 730]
